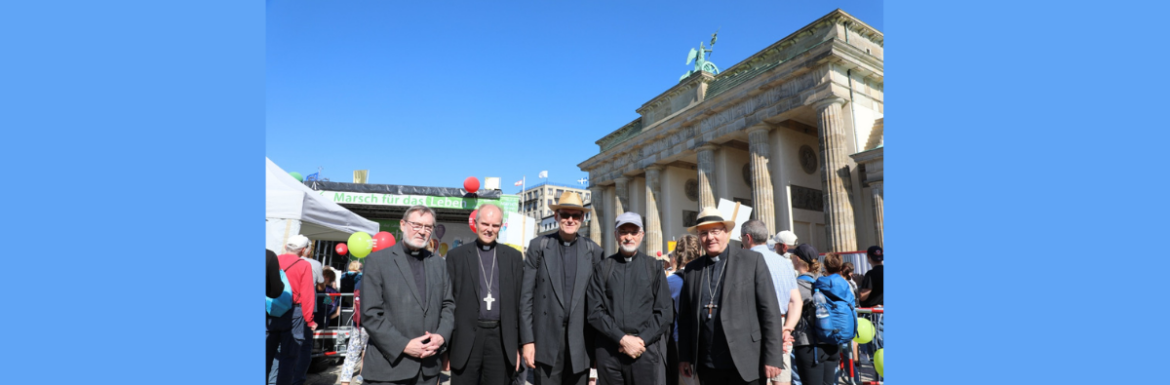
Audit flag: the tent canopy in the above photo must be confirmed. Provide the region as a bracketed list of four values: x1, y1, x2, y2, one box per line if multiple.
[266, 158, 379, 241]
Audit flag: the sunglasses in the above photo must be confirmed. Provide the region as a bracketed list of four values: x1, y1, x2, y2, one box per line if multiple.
[559, 212, 583, 220]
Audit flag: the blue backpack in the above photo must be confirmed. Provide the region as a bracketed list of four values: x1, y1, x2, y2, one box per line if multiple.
[266, 259, 299, 317]
[811, 274, 857, 346]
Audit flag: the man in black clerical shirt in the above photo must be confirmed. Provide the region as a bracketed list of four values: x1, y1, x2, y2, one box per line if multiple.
[362, 205, 455, 385]
[445, 204, 526, 385]
[520, 192, 605, 385]
[676, 207, 783, 385]
[586, 212, 673, 385]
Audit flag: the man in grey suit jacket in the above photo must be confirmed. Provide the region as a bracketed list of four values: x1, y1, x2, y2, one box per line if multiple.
[362, 205, 456, 384]
[677, 207, 783, 385]
[520, 192, 604, 385]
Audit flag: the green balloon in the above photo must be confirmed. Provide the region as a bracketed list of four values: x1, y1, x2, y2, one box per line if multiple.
[348, 232, 373, 258]
[874, 348, 884, 376]
[854, 317, 875, 344]
[289, 172, 303, 182]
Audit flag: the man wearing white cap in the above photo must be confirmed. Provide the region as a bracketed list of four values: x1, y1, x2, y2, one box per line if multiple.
[268, 234, 318, 385]
[772, 231, 798, 261]
[676, 207, 783, 385]
[586, 212, 673, 385]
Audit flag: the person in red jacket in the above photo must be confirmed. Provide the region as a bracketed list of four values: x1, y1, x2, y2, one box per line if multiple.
[267, 234, 317, 385]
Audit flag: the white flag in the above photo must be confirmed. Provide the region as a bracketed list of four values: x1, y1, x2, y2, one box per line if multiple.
[538, 170, 548, 179]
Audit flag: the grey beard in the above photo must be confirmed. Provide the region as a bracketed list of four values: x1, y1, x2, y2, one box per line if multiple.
[620, 244, 638, 253]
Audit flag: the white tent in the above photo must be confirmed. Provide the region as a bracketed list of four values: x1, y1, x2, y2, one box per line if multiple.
[266, 157, 379, 251]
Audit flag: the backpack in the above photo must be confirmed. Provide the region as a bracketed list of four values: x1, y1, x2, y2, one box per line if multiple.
[266, 259, 301, 317]
[811, 274, 857, 346]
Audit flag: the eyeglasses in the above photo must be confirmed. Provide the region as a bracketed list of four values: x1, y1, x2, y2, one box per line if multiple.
[403, 220, 434, 233]
[559, 212, 583, 220]
[697, 228, 725, 238]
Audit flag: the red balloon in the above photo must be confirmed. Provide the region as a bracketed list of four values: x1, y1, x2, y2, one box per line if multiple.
[372, 231, 396, 252]
[464, 176, 480, 193]
[657, 251, 662, 257]
[469, 209, 478, 233]
[335, 243, 348, 256]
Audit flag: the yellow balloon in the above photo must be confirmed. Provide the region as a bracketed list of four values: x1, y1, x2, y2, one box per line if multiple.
[874, 348, 884, 376]
[440, 243, 449, 255]
[854, 317, 875, 344]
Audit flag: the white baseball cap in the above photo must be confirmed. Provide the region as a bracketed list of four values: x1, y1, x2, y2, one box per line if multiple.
[773, 231, 798, 247]
[286, 234, 310, 251]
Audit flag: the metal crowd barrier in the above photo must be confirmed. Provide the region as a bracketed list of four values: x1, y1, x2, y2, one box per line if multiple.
[311, 292, 357, 358]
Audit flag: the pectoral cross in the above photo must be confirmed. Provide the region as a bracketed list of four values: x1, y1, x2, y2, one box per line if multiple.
[704, 302, 717, 319]
[484, 292, 495, 311]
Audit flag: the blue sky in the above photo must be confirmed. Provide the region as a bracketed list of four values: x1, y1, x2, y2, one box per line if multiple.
[266, 0, 882, 193]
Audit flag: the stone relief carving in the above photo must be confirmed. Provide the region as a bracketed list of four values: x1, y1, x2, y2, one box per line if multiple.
[790, 184, 824, 211]
[741, 163, 752, 187]
[682, 210, 699, 228]
[799, 145, 818, 174]
[685, 178, 699, 202]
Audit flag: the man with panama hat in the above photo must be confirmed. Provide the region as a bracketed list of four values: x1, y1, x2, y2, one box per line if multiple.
[676, 207, 784, 385]
[520, 191, 605, 385]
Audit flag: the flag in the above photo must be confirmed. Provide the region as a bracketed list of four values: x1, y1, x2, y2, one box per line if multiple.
[538, 170, 548, 179]
[514, 180, 523, 187]
[577, 177, 588, 185]
[305, 172, 320, 182]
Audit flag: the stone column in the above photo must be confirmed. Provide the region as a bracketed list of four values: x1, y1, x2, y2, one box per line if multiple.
[645, 166, 664, 256]
[815, 97, 858, 252]
[696, 144, 719, 209]
[871, 181, 883, 248]
[588, 186, 604, 246]
[747, 126, 776, 235]
[614, 177, 630, 215]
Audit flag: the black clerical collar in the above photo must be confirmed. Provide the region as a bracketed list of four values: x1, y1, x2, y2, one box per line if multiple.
[476, 239, 497, 251]
[555, 232, 578, 247]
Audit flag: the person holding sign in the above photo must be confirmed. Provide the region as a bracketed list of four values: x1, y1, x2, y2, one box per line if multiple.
[676, 207, 783, 385]
[444, 204, 526, 385]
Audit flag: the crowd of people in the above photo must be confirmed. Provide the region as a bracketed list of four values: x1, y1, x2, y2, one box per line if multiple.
[264, 191, 884, 385]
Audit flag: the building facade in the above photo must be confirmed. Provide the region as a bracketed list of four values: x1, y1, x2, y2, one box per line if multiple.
[579, 9, 884, 256]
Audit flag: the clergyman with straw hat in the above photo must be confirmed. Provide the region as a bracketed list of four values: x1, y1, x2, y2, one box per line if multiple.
[675, 206, 783, 385]
[520, 191, 605, 385]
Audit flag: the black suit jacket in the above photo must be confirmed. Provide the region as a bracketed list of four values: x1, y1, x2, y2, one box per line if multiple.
[445, 242, 524, 371]
[519, 234, 605, 374]
[677, 246, 782, 382]
[361, 243, 455, 382]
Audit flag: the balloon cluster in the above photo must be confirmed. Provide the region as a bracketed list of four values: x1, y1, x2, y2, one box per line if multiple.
[874, 348, 884, 376]
[343, 231, 396, 259]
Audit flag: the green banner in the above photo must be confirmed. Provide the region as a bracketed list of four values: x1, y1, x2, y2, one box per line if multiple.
[321, 191, 519, 213]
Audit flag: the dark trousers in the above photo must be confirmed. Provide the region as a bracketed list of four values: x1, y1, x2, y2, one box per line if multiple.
[535, 332, 588, 385]
[364, 372, 437, 385]
[665, 337, 678, 385]
[792, 344, 839, 385]
[452, 322, 515, 385]
[266, 305, 308, 385]
[594, 337, 665, 385]
[695, 366, 758, 385]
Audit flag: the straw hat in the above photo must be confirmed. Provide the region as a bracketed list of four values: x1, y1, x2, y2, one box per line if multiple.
[548, 191, 592, 212]
[686, 207, 736, 234]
